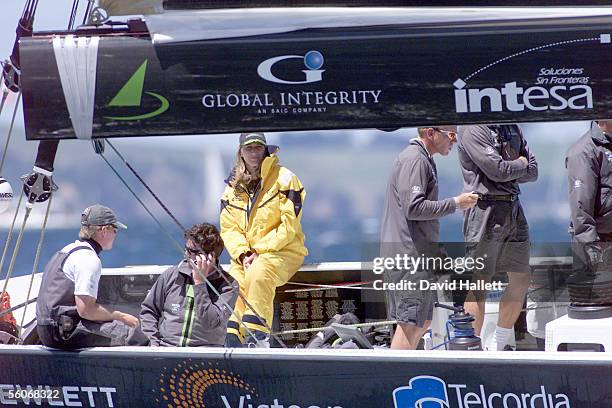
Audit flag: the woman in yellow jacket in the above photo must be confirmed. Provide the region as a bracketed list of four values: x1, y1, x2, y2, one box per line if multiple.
[221, 132, 307, 347]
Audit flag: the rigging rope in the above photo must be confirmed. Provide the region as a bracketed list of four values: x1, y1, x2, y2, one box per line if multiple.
[68, 0, 80, 30]
[0, 191, 24, 300]
[272, 319, 397, 337]
[0, 297, 36, 319]
[0, 80, 8, 118]
[19, 195, 53, 336]
[21, 0, 40, 22]
[0, 92, 21, 174]
[96, 150, 184, 254]
[0, 205, 33, 308]
[82, 0, 95, 25]
[106, 140, 186, 232]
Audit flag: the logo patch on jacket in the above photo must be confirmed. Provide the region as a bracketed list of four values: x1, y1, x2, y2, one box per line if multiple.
[412, 185, 422, 194]
[606, 152, 612, 162]
[170, 303, 181, 314]
[574, 179, 583, 189]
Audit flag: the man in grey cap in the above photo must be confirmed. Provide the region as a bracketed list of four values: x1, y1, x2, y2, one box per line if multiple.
[458, 124, 538, 351]
[566, 120, 612, 289]
[36, 204, 147, 349]
[380, 126, 478, 350]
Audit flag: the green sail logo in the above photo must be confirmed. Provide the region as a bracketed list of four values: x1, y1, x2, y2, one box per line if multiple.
[104, 60, 169, 120]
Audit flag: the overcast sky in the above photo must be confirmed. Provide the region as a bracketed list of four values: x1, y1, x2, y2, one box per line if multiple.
[1, 0, 78, 61]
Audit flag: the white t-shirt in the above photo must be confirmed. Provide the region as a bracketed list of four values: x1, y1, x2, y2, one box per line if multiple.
[60, 240, 102, 299]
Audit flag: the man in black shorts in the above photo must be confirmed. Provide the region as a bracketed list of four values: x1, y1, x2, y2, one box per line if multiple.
[458, 124, 538, 351]
[380, 126, 478, 350]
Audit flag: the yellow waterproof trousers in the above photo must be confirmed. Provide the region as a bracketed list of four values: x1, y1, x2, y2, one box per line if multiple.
[227, 250, 304, 338]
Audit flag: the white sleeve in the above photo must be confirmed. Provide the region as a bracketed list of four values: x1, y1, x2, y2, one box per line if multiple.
[64, 251, 102, 298]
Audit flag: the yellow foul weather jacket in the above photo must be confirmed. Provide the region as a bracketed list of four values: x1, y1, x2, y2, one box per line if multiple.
[220, 152, 308, 261]
[220, 150, 307, 336]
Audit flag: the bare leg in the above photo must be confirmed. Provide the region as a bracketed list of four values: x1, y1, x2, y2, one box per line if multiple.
[497, 272, 530, 329]
[390, 321, 431, 350]
[463, 275, 491, 336]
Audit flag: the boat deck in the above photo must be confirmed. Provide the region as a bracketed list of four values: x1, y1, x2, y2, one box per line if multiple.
[1, 345, 610, 408]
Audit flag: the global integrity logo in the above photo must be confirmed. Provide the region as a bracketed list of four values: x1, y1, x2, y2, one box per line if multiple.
[393, 375, 571, 408]
[104, 60, 169, 121]
[257, 50, 325, 85]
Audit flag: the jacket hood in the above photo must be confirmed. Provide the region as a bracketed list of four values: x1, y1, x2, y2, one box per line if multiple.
[260, 152, 279, 180]
[266, 144, 279, 155]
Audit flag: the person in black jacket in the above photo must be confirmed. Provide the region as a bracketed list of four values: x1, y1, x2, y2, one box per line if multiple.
[140, 223, 239, 347]
[566, 120, 612, 278]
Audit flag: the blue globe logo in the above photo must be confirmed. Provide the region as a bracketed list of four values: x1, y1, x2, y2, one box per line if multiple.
[304, 51, 324, 70]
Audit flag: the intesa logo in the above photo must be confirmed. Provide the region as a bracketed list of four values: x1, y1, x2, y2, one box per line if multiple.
[453, 80, 592, 113]
[257, 50, 325, 84]
[393, 375, 571, 408]
[453, 33, 610, 114]
[104, 60, 169, 121]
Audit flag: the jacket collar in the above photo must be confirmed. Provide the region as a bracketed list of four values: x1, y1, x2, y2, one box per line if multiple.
[590, 123, 612, 145]
[80, 238, 102, 255]
[177, 260, 193, 279]
[260, 153, 279, 181]
[410, 137, 433, 159]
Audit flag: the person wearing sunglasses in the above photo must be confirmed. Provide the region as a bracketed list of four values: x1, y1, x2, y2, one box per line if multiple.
[457, 124, 538, 351]
[220, 132, 307, 347]
[380, 126, 479, 350]
[140, 223, 239, 347]
[36, 204, 147, 349]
